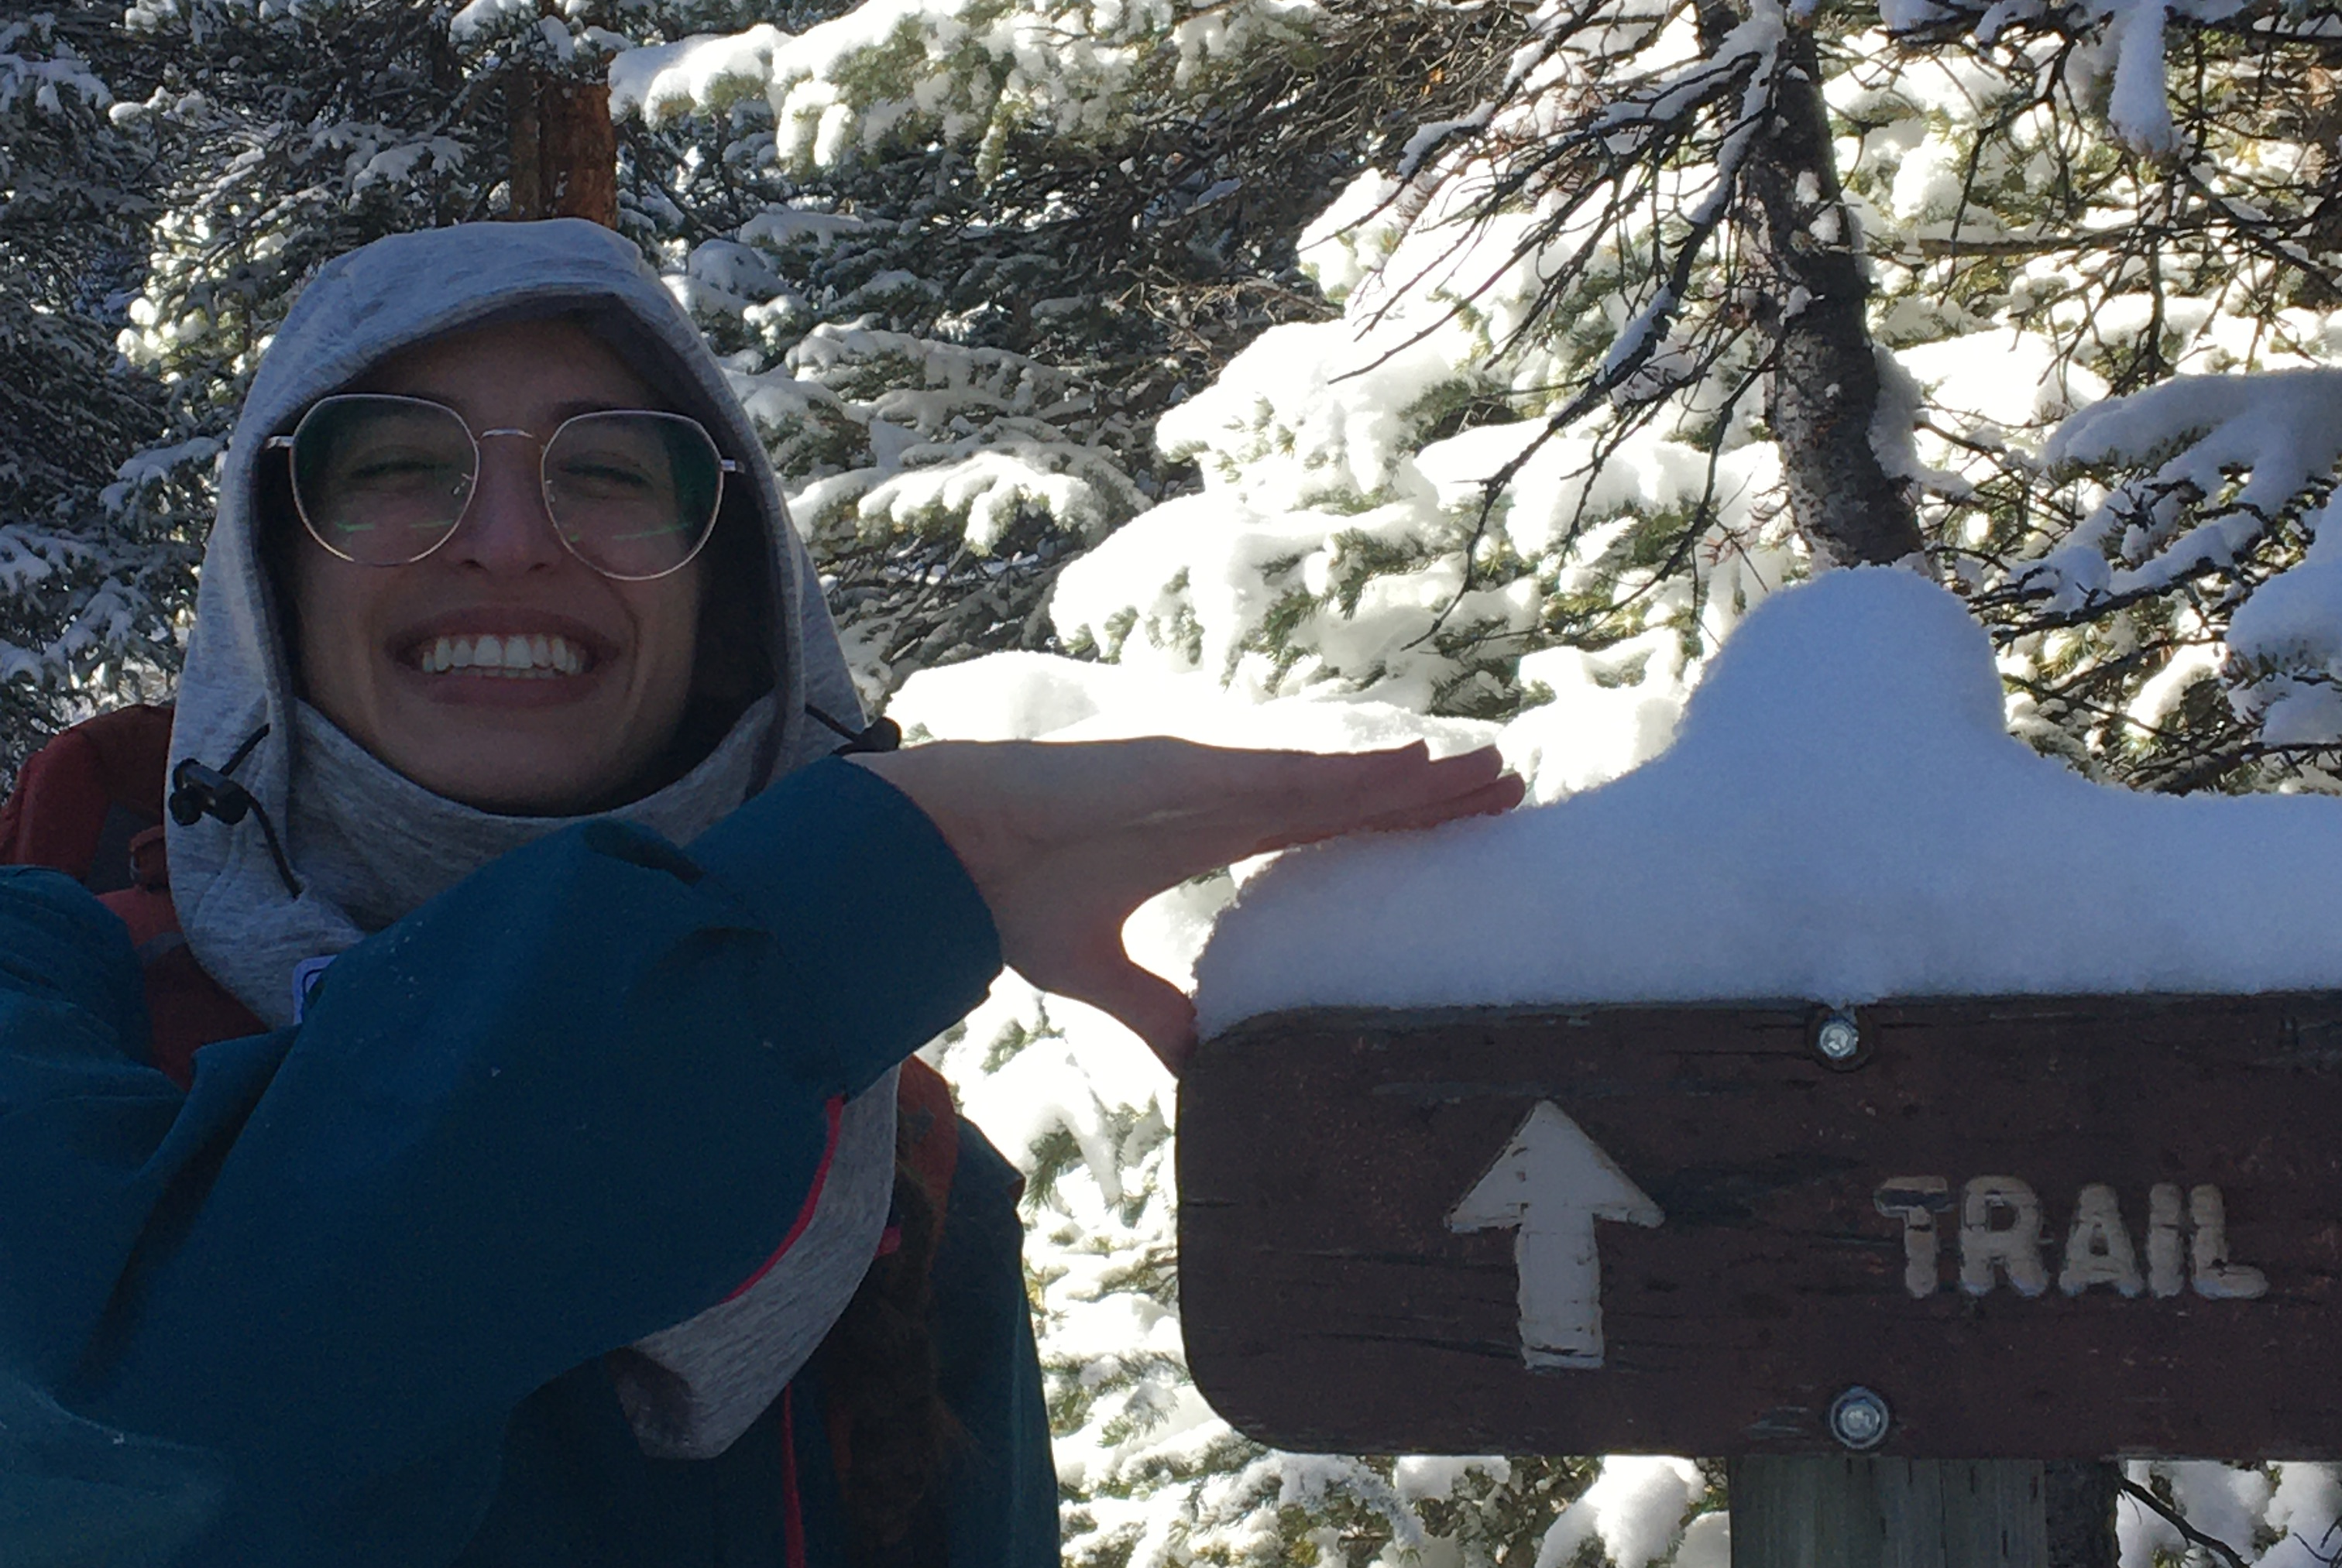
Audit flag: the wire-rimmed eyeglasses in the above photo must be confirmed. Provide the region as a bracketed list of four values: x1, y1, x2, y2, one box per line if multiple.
[266, 393, 740, 582]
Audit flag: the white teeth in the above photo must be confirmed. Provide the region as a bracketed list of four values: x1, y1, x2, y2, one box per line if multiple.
[417, 632, 589, 678]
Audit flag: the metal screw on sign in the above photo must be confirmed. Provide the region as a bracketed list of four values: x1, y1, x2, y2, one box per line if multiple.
[1828, 1386, 1891, 1452]
[1811, 1010, 1865, 1070]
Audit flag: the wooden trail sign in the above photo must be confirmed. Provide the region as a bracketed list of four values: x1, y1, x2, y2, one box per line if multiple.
[1177, 995, 2342, 1460]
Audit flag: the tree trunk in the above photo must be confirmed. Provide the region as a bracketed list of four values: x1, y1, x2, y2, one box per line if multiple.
[1739, 20, 1921, 568]
[2042, 1461, 2120, 1568]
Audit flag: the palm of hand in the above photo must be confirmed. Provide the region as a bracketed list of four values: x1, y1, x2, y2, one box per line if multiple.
[852, 739, 1522, 1071]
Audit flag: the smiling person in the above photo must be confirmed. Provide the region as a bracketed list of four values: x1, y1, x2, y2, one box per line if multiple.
[0, 221, 1520, 1567]
[276, 317, 719, 815]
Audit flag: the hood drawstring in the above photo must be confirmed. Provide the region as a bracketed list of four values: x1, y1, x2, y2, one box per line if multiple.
[806, 705, 902, 757]
[168, 709, 883, 902]
[170, 725, 303, 899]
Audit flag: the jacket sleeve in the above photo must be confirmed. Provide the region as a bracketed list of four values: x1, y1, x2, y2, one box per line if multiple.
[0, 758, 1001, 1562]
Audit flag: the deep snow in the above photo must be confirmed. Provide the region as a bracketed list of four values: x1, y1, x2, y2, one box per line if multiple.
[1195, 567, 2342, 1034]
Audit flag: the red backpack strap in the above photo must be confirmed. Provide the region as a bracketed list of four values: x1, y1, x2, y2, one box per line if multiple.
[3, 705, 263, 1086]
[115, 928, 268, 1089]
[826, 1058, 964, 1495]
[894, 1057, 960, 1220]
[0, 704, 176, 893]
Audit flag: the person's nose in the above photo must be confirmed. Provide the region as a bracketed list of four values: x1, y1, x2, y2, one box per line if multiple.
[447, 434, 566, 572]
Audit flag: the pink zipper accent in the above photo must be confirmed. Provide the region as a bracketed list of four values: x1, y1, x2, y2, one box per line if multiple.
[781, 1385, 807, 1568]
[721, 1094, 845, 1304]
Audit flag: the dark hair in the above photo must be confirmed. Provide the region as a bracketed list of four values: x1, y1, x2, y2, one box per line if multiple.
[256, 447, 307, 684]
[664, 476, 774, 768]
[814, 1145, 963, 1559]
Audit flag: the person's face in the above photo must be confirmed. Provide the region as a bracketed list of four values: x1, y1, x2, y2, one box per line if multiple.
[287, 318, 706, 814]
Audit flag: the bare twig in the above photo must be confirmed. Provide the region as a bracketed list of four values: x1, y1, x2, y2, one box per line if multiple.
[2117, 1478, 2250, 1568]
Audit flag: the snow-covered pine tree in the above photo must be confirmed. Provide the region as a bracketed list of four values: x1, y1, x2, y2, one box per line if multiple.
[0, 8, 173, 781]
[1842, 0, 2342, 804]
[604, 0, 1530, 703]
[867, 1, 2342, 1563]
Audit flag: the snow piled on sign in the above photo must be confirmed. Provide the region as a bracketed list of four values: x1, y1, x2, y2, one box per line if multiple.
[1196, 567, 2342, 1033]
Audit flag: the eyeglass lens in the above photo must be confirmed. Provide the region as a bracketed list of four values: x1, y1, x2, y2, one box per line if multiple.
[289, 395, 723, 580]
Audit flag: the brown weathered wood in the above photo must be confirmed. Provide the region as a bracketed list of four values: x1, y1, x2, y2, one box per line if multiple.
[507, 70, 616, 228]
[1729, 1457, 2046, 1566]
[1176, 996, 2342, 1459]
[509, 78, 544, 218]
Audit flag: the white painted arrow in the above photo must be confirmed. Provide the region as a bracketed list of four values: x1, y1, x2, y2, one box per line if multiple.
[1447, 1101, 1664, 1370]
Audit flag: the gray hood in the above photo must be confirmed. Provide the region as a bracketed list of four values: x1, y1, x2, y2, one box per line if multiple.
[167, 218, 863, 1021]
[165, 218, 887, 1461]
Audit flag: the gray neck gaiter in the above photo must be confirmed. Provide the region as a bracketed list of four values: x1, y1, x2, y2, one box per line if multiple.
[191, 694, 778, 1028]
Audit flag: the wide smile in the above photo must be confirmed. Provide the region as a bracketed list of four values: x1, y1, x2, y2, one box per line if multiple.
[410, 631, 593, 679]
[387, 615, 621, 708]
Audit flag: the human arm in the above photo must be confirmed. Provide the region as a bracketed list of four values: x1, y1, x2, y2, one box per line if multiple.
[850, 736, 1523, 1069]
[4, 757, 998, 1561]
[3, 733, 1513, 1560]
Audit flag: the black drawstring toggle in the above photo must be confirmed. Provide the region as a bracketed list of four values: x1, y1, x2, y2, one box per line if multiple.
[168, 725, 303, 899]
[168, 761, 256, 827]
[806, 705, 902, 757]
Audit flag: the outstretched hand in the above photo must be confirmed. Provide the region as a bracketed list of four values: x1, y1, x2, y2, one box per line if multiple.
[848, 738, 1523, 1072]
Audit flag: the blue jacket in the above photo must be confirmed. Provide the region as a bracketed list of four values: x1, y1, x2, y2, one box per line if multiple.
[0, 760, 1058, 1566]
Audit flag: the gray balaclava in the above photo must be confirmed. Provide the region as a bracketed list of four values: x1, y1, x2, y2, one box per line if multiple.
[165, 218, 892, 1461]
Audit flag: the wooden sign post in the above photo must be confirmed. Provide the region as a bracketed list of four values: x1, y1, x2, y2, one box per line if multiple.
[508, 70, 617, 228]
[507, 0, 616, 230]
[1178, 995, 2342, 1562]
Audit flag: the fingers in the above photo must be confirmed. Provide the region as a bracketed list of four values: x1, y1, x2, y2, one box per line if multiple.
[1228, 741, 1518, 859]
[861, 734, 1520, 1081]
[1347, 770, 1526, 835]
[1035, 952, 1197, 1076]
[1042, 753, 1516, 1076]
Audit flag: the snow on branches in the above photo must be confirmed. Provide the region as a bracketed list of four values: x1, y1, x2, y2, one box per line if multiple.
[0, 11, 179, 777]
[609, 0, 1321, 176]
[2031, 369, 2342, 616]
[1875, 0, 2258, 153]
